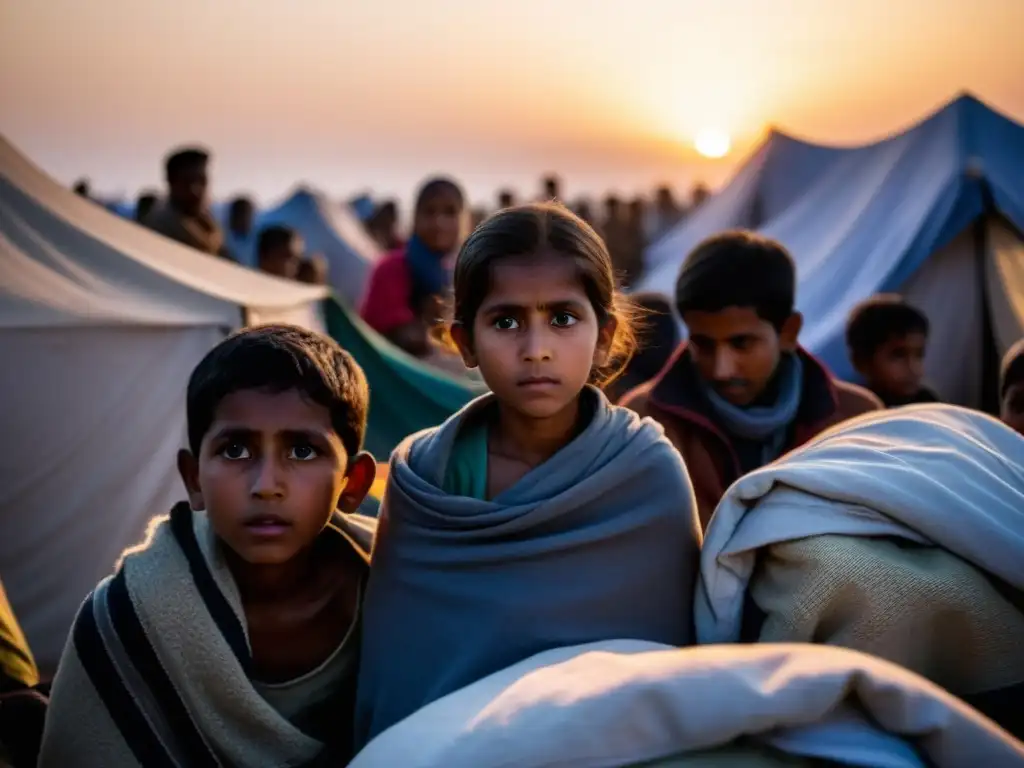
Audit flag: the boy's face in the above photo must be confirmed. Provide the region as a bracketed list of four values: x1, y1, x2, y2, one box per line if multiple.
[178, 388, 374, 566]
[1001, 382, 1024, 436]
[260, 237, 303, 280]
[683, 306, 801, 407]
[859, 332, 926, 399]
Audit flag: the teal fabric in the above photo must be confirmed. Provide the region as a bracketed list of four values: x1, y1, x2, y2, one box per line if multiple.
[441, 419, 489, 500]
[322, 296, 486, 460]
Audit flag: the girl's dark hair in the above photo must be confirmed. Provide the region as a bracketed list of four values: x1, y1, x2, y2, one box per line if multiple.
[414, 177, 464, 214]
[451, 202, 638, 386]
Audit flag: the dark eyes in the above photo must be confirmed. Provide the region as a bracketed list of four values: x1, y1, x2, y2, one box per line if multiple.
[218, 443, 319, 461]
[491, 313, 578, 330]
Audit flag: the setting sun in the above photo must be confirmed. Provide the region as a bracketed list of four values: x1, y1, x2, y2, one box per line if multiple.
[694, 129, 732, 159]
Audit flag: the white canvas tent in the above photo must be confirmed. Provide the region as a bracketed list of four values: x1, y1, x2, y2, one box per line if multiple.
[0, 135, 329, 670]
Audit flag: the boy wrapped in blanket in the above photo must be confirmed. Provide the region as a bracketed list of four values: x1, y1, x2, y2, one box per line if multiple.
[39, 325, 379, 767]
[696, 403, 1024, 739]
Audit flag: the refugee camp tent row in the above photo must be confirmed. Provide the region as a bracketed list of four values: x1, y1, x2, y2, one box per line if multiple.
[638, 93, 1024, 410]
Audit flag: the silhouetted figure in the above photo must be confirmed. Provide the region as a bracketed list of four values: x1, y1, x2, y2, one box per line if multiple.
[602, 194, 635, 285]
[690, 182, 711, 209]
[497, 189, 516, 210]
[225, 196, 257, 266]
[648, 185, 683, 241]
[297, 253, 329, 285]
[368, 200, 403, 251]
[143, 146, 229, 258]
[541, 174, 561, 202]
[256, 225, 303, 280]
[134, 191, 158, 223]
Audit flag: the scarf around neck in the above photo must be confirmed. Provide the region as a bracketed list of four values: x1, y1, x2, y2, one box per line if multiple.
[355, 386, 701, 749]
[404, 234, 450, 300]
[700, 353, 803, 463]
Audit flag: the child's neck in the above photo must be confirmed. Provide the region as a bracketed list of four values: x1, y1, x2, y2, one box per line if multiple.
[225, 541, 324, 605]
[491, 396, 582, 468]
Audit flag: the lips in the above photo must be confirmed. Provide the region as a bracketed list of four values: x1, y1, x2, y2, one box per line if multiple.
[517, 376, 560, 387]
[243, 514, 292, 536]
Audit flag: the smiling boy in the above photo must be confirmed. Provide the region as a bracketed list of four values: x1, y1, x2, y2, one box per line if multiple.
[621, 231, 881, 526]
[40, 325, 377, 767]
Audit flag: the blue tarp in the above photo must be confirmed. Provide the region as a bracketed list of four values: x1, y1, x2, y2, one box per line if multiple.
[257, 187, 382, 305]
[638, 94, 1024, 381]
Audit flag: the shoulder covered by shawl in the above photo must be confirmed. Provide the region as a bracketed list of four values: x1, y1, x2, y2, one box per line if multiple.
[389, 387, 693, 499]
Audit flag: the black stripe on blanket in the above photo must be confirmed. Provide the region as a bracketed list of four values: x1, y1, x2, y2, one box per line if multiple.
[73, 591, 177, 768]
[107, 569, 220, 767]
[169, 502, 251, 671]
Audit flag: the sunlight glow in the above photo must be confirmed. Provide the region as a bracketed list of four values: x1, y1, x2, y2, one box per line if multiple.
[694, 128, 732, 159]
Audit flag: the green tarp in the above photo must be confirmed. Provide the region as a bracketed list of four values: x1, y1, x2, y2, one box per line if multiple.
[323, 297, 485, 461]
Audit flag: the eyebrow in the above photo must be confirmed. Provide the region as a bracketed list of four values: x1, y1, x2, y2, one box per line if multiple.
[481, 299, 588, 315]
[209, 426, 330, 443]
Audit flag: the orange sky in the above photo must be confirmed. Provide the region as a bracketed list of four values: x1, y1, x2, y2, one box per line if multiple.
[2, 0, 1023, 207]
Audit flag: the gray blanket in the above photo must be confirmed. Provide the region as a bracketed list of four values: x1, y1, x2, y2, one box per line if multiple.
[355, 387, 701, 748]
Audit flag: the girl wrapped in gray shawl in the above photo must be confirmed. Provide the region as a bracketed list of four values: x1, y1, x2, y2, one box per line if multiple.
[351, 640, 1024, 767]
[355, 387, 701, 748]
[696, 404, 1024, 738]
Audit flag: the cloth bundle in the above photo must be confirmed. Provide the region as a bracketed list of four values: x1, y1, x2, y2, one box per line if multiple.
[696, 404, 1024, 736]
[38, 502, 376, 767]
[351, 640, 1024, 767]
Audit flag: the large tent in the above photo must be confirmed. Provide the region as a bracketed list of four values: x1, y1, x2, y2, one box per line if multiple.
[637, 94, 1024, 408]
[257, 187, 382, 306]
[0, 135, 330, 671]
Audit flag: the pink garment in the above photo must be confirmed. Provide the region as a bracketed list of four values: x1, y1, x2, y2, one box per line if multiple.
[360, 250, 416, 334]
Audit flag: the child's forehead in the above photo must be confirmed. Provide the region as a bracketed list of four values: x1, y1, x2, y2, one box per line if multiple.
[209, 387, 336, 433]
[483, 255, 589, 303]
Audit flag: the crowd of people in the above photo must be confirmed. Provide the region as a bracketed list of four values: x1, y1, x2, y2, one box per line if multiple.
[1, 144, 1023, 766]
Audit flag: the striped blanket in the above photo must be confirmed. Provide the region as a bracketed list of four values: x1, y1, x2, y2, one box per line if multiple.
[38, 502, 376, 767]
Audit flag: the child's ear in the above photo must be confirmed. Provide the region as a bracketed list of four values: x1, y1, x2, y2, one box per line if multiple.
[338, 452, 377, 514]
[778, 312, 803, 353]
[176, 449, 205, 511]
[593, 316, 619, 368]
[450, 324, 478, 368]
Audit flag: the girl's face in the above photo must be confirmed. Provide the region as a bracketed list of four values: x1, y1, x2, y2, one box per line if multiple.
[454, 254, 614, 421]
[414, 188, 463, 254]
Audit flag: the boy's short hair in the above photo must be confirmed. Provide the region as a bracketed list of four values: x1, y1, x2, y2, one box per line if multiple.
[675, 230, 796, 330]
[845, 294, 930, 362]
[1000, 339, 1024, 398]
[186, 325, 369, 459]
[164, 147, 209, 180]
[257, 225, 297, 257]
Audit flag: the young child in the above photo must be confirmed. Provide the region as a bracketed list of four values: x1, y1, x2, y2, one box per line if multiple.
[620, 231, 881, 527]
[257, 225, 304, 280]
[355, 203, 702, 748]
[359, 177, 465, 357]
[1000, 338, 1024, 435]
[39, 325, 378, 767]
[845, 294, 940, 407]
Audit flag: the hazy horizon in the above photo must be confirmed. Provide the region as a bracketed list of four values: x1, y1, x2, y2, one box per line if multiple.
[3, 0, 1023, 209]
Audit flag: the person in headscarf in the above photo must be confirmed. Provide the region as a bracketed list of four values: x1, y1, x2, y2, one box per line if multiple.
[359, 178, 465, 358]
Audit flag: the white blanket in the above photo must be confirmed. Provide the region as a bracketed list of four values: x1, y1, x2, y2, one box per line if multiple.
[350, 640, 1024, 768]
[696, 404, 1024, 645]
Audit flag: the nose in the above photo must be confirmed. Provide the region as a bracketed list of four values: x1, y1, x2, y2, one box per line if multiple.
[251, 456, 285, 500]
[712, 348, 738, 380]
[521, 324, 553, 363]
